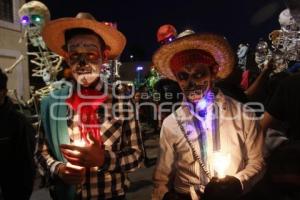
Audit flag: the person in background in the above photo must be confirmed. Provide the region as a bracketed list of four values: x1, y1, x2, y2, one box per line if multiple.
[0, 69, 36, 200]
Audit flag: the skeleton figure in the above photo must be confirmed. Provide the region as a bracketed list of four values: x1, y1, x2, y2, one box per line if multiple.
[272, 50, 288, 73]
[17, 1, 63, 99]
[255, 40, 272, 70]
[268, 8, 300, 63]
[237, 43, 249, 71]
[18, 0, 50, 48]
[101, 60, 122, 83]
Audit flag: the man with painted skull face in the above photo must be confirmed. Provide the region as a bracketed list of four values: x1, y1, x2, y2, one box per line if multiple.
[35, 13, 144, 200]
[152, 33, 265, 200]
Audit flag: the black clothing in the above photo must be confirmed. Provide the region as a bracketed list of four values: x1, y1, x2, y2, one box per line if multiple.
[267, 73, 300, 140]
[0, 97, 36, 200]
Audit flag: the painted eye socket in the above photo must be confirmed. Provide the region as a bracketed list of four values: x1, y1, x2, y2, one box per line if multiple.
[177, 72, 189, 80]
[193, 72, 204, 79]
[69, 53, 80, 61]
[68, 52, 101, 64]
[87, 52, 100, 61]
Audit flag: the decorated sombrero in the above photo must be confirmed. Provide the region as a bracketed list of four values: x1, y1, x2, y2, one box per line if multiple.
[42, 12, 126, 59]
[152, 33, 235, 81]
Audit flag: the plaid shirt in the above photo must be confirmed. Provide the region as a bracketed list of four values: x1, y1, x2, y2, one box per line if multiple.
[35, 86, 144, 199]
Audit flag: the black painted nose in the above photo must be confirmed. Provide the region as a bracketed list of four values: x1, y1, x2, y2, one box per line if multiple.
[187, 81, 196, 89]
[79, 55, 86, 66]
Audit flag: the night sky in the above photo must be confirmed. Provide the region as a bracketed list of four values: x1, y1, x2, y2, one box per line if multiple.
[40, 0, 287, 62]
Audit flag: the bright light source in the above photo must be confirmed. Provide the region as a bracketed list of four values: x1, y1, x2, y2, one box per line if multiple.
[20, 15, 30, 25]
[196, 98, 207, 111]
[130, 55, 134, 59]
[31, 15, 42, 23]
[73, 139, 86, 147]
[136, 66, 143, 71]
[35, 17, 41, 22]
[213, 152, 231, 179]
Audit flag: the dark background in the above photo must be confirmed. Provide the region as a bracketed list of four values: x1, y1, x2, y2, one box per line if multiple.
[39, 0, 288, 62]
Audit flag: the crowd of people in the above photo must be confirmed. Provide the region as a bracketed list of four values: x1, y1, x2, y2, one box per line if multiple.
[1, 9, 300, 200]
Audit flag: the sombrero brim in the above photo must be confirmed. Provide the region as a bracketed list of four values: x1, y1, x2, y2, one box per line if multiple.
[42, 18, 126, 59]
[153, 33, 235, 81]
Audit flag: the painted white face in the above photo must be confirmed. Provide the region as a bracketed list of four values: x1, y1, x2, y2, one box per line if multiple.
[66, 34, 103, 87]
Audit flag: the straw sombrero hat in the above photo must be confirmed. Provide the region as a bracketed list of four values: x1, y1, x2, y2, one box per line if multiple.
[153, 33, 235, 81]
[42, 12, 126, 59]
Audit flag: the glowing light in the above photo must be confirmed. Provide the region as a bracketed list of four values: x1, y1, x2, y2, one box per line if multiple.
[195, 90, 215, 114]
[73, 139, 86, 147]
[136, 66, 143, 71]
[196, 98, 207, 111]
[20, 15, 30, 25]
[212, 152, 231, 179]
[31, 15, 42, 23]
[34, 17, 41, 22]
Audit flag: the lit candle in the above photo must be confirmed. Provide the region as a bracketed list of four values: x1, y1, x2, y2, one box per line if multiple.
[73, 139, 86, 147]
[212, 151, 231, 179]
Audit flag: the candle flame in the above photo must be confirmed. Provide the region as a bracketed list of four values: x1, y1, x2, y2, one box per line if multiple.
[73, 139, 86, 147]
[213, 152, 231, 179]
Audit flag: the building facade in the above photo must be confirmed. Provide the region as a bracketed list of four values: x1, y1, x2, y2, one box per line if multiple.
[0, 0, 30, 100]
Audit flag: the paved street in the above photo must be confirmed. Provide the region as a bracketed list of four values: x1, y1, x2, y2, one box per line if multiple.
[30, 133, 159, 200]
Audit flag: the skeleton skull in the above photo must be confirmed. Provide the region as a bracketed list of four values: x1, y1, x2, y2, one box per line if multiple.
[18, 1, 50, 48]
[279, 8, 300, 32]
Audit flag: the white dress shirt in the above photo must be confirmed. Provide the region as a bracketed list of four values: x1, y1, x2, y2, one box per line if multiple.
[152, 91, 265, 200]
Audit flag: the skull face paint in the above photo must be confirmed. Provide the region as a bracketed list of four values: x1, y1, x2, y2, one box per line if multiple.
[174, 63, 214, 103]
[170, 49, 217, 104]
[66, 34, 104, 87]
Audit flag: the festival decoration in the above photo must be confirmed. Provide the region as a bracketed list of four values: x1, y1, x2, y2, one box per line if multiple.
[156, 24, 177, 45]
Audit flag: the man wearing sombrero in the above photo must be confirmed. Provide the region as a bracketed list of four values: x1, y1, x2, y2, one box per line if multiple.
[35, 13, 143, 200]
[152, 33, 265, 200]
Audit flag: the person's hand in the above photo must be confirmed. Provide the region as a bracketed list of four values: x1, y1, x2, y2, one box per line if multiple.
[60, 133, 105, 167]
[57, 163, 86, 185]
[203, 175, 242, 200]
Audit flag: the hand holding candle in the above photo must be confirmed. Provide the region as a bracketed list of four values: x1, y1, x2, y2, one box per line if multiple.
[57, 163, 86, 185]
[60, 133, 105, 167]
[204, 152, 242, 200]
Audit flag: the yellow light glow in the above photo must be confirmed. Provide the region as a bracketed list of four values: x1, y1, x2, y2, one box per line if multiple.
[212, 152, 231, 179]
[73, 139, 86, 147]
